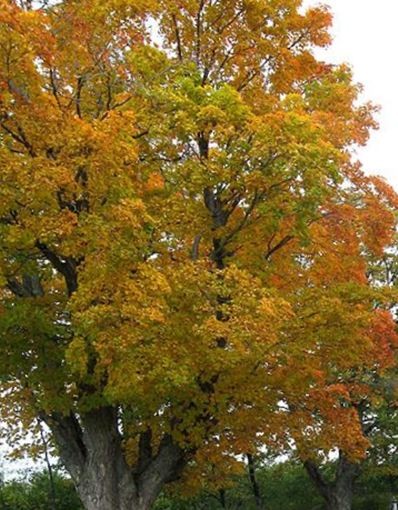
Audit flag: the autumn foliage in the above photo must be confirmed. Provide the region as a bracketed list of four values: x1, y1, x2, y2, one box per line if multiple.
[0, 1, 397, 509]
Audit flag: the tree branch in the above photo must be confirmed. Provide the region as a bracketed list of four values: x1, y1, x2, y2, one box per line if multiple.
[304, 460, 330, 500]
[35, 242, 80, 295]
[264, 235, 294, 261]
[42, 411, 87, 485]
[7, 274, 44, 297]
[172, 15, 183, 61]
[138, 434, 185, 508]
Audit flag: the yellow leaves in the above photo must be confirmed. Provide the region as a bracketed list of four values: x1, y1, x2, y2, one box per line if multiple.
[111, 198, 147, 227]
[258, 295, 291, 323]
[159, 78, 251, 143]
[52, 209, 79, 238]
[128, 44, 170, 82]
[65, 337, 88, 378]
[197, 104, 227, 130]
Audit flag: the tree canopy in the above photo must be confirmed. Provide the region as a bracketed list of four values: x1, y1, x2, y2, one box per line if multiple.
[0, 1, 397, 509]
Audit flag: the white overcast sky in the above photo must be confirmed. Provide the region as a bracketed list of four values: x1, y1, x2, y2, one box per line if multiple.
[304, 0, 398, 189]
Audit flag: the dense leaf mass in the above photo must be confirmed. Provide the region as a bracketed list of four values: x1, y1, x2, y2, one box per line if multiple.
[0, 0, 397, 508]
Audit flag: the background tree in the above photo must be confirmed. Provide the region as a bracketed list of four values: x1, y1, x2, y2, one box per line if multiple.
[0, 1, 397, 510]
[0, 469, 83, 510]
[285, 241, 398, 510]
[153, 460, 398, 510]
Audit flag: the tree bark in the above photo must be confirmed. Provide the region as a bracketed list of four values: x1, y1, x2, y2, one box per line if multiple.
[325, 491, 353, 510]
[44, 407, 185, 510]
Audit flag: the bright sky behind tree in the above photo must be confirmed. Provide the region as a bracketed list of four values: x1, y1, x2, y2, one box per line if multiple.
[304, 0, 398, 188]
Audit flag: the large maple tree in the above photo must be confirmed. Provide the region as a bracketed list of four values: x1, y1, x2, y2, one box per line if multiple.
[0, 1, 397, 510]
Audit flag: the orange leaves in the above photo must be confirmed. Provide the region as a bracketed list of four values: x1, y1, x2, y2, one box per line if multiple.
[158, 0, 334, 93]
[369, 175, 398, 209]
[144, 172, 165, 192]
[304, 6, 333, 47]
[367, 309, 398, 369]
[293, 388, 370, 462]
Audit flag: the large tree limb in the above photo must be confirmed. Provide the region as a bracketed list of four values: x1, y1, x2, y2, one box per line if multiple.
[42, 411, 87, 484]
[7, 274, 44, 297]
[137, 434, 185, 508]
[303, 460, 330, 500]
[35, 241, 80, 295]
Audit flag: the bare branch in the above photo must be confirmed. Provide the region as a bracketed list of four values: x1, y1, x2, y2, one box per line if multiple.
[264, 235, 294, 261]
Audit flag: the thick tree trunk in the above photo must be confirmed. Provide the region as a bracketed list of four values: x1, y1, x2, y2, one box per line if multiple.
[325, 491, 352, 510]
[44, 407, 185, 510]
[323, 477, 354, 510]
[304, 453, 359, 510]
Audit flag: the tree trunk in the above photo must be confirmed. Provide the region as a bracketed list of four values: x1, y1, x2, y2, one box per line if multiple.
[247, 453, 266, 510]
[323, 479, 354, 510]
[325, 491, 352, 510]
[304, 453, 359, 510]
[44, 407, 185, 510]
